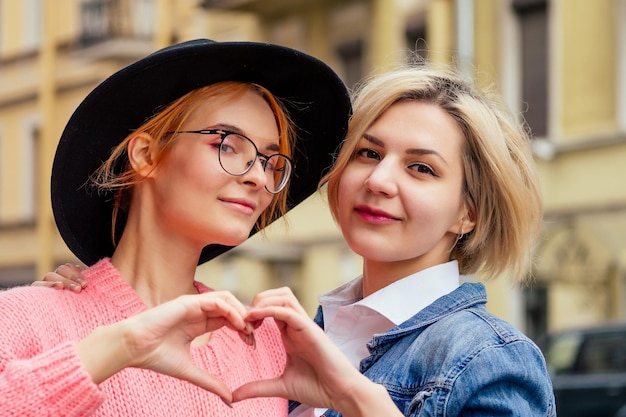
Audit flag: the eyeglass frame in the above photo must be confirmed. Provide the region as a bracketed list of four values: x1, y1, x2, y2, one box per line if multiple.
[168, 128, 293, 194]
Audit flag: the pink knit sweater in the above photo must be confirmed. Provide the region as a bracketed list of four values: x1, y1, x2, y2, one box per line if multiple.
[0, 259, 287, 416]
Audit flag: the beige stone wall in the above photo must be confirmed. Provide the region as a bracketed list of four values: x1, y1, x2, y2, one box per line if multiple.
[2, 0, 625, 335]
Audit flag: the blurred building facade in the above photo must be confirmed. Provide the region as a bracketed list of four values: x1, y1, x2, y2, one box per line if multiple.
[1, 0, 625, 341]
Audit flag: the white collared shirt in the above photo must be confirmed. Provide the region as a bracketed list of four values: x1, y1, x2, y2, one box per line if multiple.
[290, 261, 462, 417]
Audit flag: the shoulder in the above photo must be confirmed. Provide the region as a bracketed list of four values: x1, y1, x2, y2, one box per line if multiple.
[0, 284, 90, 327]
[441, 312, 555, 414]
[409, 310, 554, 415]
[431, 310, 552, 396]
[0, 285, 77, 315]
[413, 282, 534, 353]
[0, 285, 81, 352]
[391, 303, 548, 388]
[419, 307, 543, 365]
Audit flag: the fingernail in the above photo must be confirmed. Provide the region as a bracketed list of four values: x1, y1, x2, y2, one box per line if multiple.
[221, 396, 233, 408]
[246, 332, 256, 348]
[69, 283, 80, 292]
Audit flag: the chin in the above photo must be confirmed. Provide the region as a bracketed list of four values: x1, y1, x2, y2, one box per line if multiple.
[218, 231, 252, 247]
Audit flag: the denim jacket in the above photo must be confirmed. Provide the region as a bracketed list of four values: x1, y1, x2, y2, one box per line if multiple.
[290, 282, 556, 417]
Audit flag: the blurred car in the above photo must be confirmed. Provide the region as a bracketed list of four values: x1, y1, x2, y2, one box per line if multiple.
[540, 322, 626, 417]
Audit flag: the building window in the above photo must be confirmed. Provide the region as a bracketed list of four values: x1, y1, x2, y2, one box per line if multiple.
[405, 23, 428, 63]
[524, 284, 548, 342]
[512, 0, 549, 138]
[0, 265, 37, 289]
[23, 0, 43, 51]
[336, 39, 363, 90]
[79, 0, 155, 44]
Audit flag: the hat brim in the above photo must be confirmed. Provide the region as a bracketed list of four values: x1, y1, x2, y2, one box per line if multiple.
[51, 39, 350, 266]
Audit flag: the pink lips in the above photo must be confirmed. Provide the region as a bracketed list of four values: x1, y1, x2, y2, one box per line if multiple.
[220, 197, 257, 215]
[354, 204, 400, 224]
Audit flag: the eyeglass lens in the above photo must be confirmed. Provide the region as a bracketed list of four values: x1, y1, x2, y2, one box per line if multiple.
[218, 133, 292, 194]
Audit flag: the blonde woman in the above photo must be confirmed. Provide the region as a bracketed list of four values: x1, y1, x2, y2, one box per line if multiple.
[237, 66, 555, 417]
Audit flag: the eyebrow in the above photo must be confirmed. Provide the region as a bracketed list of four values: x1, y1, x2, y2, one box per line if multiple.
[217, 123, 281, 153]
[362, 133, 448, 165]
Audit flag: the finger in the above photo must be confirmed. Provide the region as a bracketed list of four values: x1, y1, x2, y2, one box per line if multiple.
[212, 291, 250, 319]
[245, 306, 313, 334]
[41, 266, 86, 291]
[232, 377, 286, 403]
[198, 294, 247, 326]
[34, 277, 82, 292]
[251, 287, 294, 306]
[251, 288, 308, 316]
[32, 280, 63, 288]
[56, 263, 88, 287]
[193, 294, 255, 344]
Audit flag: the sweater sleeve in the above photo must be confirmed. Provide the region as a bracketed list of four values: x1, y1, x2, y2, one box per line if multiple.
[0, 287, 106, 416]
[0, 342, 105, 416]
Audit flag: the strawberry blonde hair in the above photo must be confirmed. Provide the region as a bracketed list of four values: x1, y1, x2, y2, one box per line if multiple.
[93, 81, 294, 247]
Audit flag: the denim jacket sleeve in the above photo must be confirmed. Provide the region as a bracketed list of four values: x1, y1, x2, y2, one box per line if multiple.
[363, 307, 556, 417]
[403, 325, 556, 416]
[434, 335, 557, 416]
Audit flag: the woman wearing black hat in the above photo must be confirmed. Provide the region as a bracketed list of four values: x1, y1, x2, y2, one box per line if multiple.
[0, 39, 350, 416]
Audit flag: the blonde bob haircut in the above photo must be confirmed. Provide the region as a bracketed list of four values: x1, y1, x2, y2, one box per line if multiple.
[322, 66, 543, 281]
[93, 81, 294, 247]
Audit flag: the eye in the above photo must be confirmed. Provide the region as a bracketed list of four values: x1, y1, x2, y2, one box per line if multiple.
[259, 156, 273, 171]
[216, 141, 235, 154]
[355, 147, 381, 160]
[408, 162, 437, 177]
[216, 133, 247, 155]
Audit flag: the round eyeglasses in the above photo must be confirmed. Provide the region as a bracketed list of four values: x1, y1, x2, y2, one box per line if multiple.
[170, 129, 293, 194]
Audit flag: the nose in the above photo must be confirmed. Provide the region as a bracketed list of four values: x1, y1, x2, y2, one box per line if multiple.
[364, 159, 398, 197]
[239, 157, 268, 190]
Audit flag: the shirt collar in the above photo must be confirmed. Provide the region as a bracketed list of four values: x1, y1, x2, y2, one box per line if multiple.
[319, 260, 461, 326]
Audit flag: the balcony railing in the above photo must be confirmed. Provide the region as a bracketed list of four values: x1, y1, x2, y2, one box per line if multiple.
[79, 0, 155, 45]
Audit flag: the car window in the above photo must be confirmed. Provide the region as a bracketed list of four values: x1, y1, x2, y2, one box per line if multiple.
[574, 330, 626, 374]
[545, 332, 583, 375]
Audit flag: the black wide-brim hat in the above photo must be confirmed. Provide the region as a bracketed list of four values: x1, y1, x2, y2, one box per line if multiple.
[52, 39, 351, 266]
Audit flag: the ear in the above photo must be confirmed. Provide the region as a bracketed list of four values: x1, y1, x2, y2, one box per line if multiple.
[127, 132, 156, 178]
[458, 204, 477, 235]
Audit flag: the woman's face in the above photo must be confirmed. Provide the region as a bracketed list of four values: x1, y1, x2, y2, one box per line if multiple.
[337, 100, 469, 275]
[148, 90, 279, 248]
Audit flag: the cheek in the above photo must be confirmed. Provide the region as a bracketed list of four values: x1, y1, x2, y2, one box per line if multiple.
[405, 193, 462, 233]
[258, 192, 274, 212]
[336, 168, 359, 214]
[157, 156, 225, 206]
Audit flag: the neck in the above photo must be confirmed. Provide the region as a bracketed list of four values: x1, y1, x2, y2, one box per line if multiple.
[111, 211, 202, 308]
[361, 252, 450, 298]
[361, 260, 412, 298]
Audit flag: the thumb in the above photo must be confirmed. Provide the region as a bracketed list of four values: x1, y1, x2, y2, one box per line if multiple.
[232, 377, 286, 403]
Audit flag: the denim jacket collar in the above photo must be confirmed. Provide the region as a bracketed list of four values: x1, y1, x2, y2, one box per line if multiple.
[312, 282, 486, 373]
